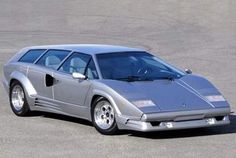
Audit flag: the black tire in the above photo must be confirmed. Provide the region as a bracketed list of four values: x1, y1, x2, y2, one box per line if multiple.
[91, 97, 119, 135]
[9, 80, 31, 116]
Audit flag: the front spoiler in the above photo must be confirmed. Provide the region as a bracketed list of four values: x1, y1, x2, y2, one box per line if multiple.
[122, 116, 230, 132]
[141, 107, 231, 122]
[116, 107, 231, 132]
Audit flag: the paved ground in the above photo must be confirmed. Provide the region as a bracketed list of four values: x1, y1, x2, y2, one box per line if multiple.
[0, 0, 236, 158]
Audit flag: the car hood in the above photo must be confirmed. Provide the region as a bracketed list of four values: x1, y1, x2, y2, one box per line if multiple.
[99, 75, 230, 113]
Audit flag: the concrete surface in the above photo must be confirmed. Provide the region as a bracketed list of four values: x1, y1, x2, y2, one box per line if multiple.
[0, 0, 236, 158]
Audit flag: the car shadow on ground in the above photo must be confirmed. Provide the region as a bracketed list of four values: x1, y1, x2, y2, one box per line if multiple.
[28, 111, 93, 127]
[29, 112, 236, 139]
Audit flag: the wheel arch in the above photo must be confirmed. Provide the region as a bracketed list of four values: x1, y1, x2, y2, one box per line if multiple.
[90, 90, 121, 119]
[9, 71, 37, 97]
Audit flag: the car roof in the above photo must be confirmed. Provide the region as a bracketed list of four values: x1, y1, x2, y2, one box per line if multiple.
[26, 44, 145, 55]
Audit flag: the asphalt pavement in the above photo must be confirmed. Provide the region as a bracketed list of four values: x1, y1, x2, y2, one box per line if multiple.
[0, 1, 236, 158]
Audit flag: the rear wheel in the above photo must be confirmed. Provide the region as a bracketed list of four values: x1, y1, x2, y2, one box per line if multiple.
[91, 98, 118, 135]
[10, 81, 30, 116]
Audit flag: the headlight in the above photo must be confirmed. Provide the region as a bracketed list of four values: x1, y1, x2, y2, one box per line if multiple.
[205, 95, 226, 102]
[132, 100, 156, 108]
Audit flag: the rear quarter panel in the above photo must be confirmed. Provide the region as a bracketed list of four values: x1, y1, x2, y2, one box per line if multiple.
[3, 61, 37, 108]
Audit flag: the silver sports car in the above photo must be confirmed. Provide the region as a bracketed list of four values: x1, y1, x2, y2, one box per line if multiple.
[2, 44, 231, 134]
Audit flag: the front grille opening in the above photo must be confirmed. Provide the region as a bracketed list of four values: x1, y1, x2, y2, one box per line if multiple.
[150, 121, 161, 126]
[215, 116, 224, 121]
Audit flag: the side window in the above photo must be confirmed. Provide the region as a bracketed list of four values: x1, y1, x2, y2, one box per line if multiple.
[19, 49, 46, 63]
[36, 50, 70, 69]
[59, 52, 91, 74]
[85, 59, 98, 79]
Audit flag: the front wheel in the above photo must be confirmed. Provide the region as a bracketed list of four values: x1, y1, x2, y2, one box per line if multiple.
[9, 81, 31, 116]
[91, 98, 118, 135]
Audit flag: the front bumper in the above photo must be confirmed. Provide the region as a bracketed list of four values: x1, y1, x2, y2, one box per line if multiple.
[116, 107, 231, 132]
[123, 116, 229, 132]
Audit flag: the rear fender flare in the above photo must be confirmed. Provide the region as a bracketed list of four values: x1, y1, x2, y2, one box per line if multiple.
[10, 71, 37, 96]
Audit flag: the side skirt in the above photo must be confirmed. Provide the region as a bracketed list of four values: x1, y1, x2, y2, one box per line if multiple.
[30, 95, 91, 122]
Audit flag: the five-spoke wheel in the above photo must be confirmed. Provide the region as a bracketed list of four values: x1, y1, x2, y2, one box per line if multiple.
[10, 80, 30, 116]
[92, 98, 118, 135]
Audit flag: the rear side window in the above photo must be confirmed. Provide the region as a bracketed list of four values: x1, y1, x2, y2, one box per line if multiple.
[36, 50, 71, 70]
[19, 49, 46, 63]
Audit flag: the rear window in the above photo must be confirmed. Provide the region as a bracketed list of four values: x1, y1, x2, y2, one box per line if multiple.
[19, 49, 46, 63]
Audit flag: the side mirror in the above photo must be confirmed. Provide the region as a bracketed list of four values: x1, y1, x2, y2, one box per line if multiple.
[185, 69, 192, 74]
[72, 72, 87, 80]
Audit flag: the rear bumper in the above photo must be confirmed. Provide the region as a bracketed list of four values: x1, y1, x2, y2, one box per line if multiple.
[116, 107, 231, 132]
[2, 76, 9, 94]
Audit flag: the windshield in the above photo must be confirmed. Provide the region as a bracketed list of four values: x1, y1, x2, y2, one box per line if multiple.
[96, 52, 185, 81]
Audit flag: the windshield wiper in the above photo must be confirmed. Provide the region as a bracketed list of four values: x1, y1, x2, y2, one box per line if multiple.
[156, 76, 174, 81]
[114, 76, 153, 82]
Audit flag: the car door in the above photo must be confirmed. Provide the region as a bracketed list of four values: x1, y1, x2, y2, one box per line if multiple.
[53, 52, 98, 117]
[27, 49, 71, 108]
[28, 65, 54, 99]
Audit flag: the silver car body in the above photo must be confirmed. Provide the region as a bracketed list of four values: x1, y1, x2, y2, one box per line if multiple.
[2, 44, 231, 132]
